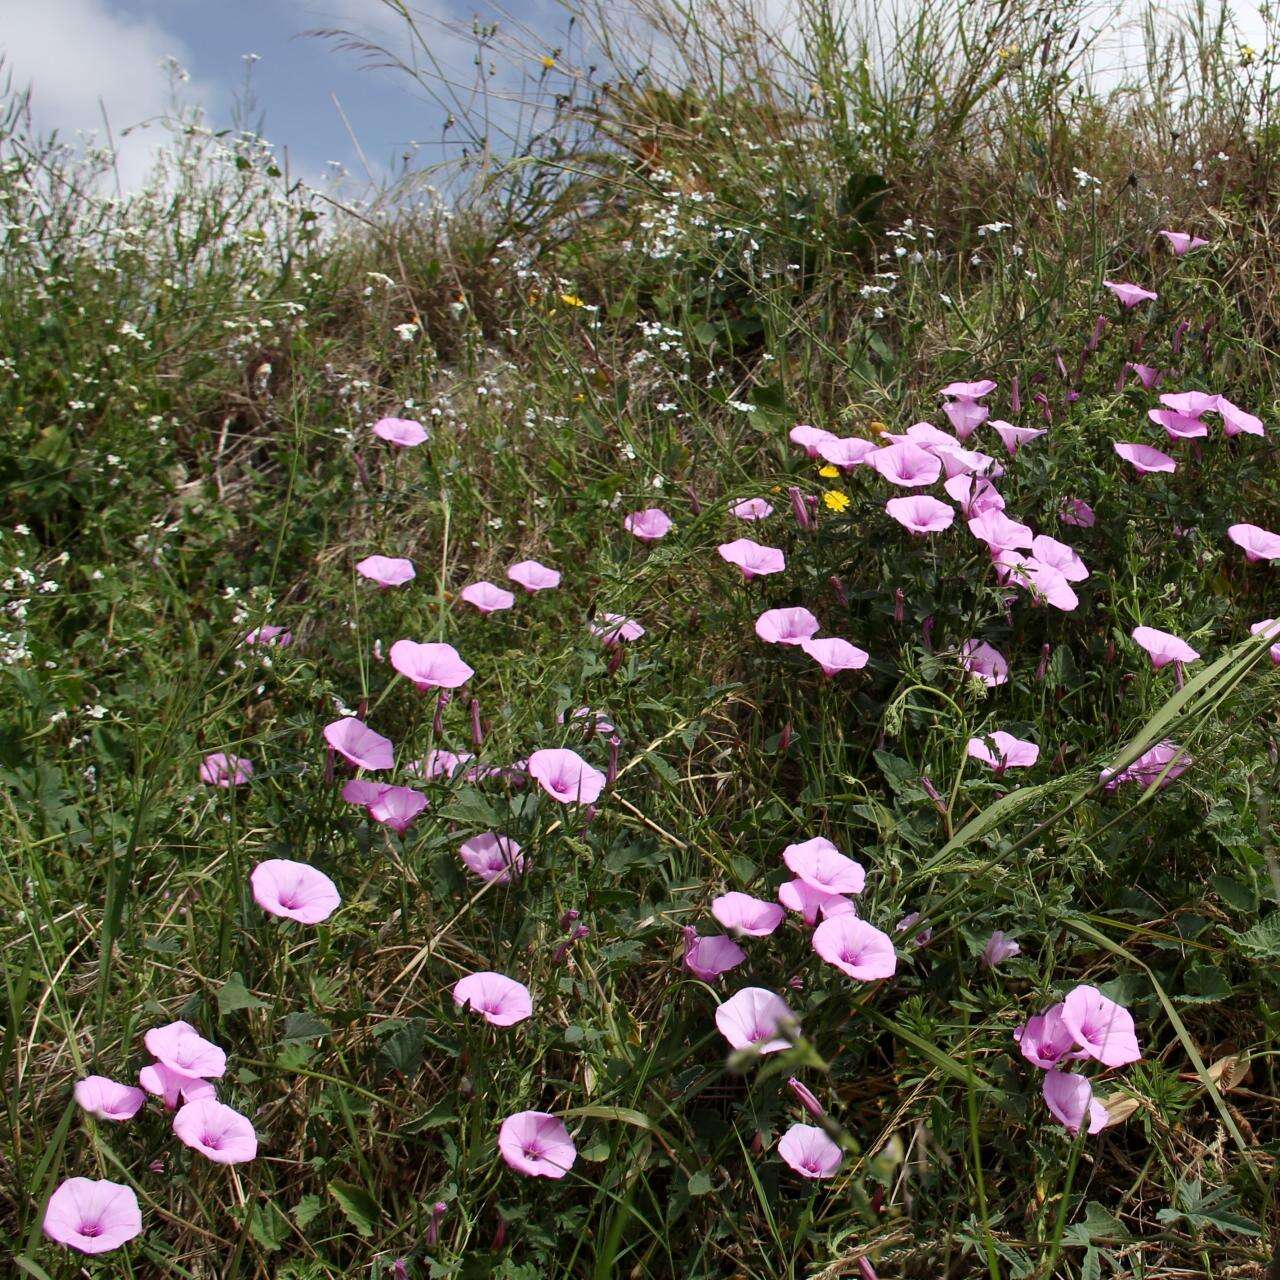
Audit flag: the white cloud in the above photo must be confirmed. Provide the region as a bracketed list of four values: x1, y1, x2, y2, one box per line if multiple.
[0, 0, 215, 188]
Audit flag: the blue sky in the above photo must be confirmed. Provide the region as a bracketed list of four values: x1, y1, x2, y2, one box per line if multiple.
[1, 0, 573, 188]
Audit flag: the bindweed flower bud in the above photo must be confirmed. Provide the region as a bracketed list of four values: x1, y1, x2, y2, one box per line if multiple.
[787, 1077, 825, 1118]
[427, 1201, 447, 1246]
[470, 697, 484, 747]
[778, 721, 793, 752]
[921, 615, 934, 652]
[894, 588, 905, 623]
[788, 486, 813, 531]
[1010, 374, 1021, 415]
[829, 574, 849, 607]
[1036, 643, 1051, 681]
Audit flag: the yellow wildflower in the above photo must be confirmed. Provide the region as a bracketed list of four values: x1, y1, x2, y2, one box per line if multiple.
[818, 464, 839, 479]
[823, 490, 851, 513]
[559, 293, 586, 308]
[541, 55, 556, 70]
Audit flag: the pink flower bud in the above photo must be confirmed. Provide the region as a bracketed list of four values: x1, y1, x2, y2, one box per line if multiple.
[787, 1076, 825, 1118]
[893, 588, 905, 623]
[789, 486, 812, 531]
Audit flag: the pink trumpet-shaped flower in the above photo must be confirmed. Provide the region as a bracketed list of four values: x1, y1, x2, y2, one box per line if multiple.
[817, 436, 877, 469]
[411, 748, 474, 780]
[1158, 230, 1209, 256]
[717, 538, 786, 579]
[527, 747, 607, 805]
[945, 474, 1004, 517]
[966, 731, 1039, 771]
[356, 555, 416, 587]
[458, 832, 524, 882]
[968, 509, 1033, 550]
[1043, 1071, 1108, 1135]
[1113, 441, 1175, 473]
[885, 495, 954, 533]
[390, 640, 474, 690]
[1217, 396, 1264, 437]
[902, 421, 958, 448]
[941, 379, 998, 400]
[1251, 618, 1280, 662]
[1147, 408, 1208, 440]
[933, 442, 996, 479]
[1015, 1003, 1077, 1069]
[1160, 390, 1219, 418]
[988, 420, 1047, 456]
[145, 1021, 226, 1081]
[507, 560, 561, 591]
[800, 636, 870, 677]
[980, 931, 1020, 968]
[624, 507, 672, 541]
[1228, 523, 1280, 561]
[1013, 557, 1079, 612]
[242, 624, 292, 647]
[778, 1123, 843, 1179]
[367, 785, 429, 834]
[777, 878, 854, 925]
[731, 497, 774, 521]
[682, 928, 747, 980]
[755, 607, 820, 646]
[1132, 625, 1200, 669]
[373, 416, 429, 447]
[961, 639, 1009, 686]
[590, 613, 645, 645]
[1100, 739, 1191, 789]
[342, 779, 388, 808]
[1103, 280, 1158, 308]
[172, 1098, 258, 1164]
[867, 442, 942, 487]
[324, 717, 395, 771]
[74, 1076, 146, 1122]
[460, 581, 515, 613]
[712, 891, 785, 937]
[1126, 363, 1163, 390]
[199, 753, 253, 788]
[790, 424, 837, 457]
[715, 986, 799, 1054]
[251, 860, 341, 923]
[1062, 984, 1142, 1066]
[1030, 535, 1088, 581]
[1059, 498, 1095, 528]
[43, 1178, 143, 1254]
[812, 915, 897, 980]
[940, 381, 996, 439]
[498, 1111, 576, 1179]
[783, 835, 866, 894]
[138, 1063, 215, 1109]
[453, 972, 533, 1026]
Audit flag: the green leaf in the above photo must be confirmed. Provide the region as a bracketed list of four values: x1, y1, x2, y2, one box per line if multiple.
[249, 1200, 289, 1251]
[329, 1180, 379, 1237]
[217, 973, 267, 1014]
[280, 1011, 331, 1042]
[687, 1170, 713, 1196]
[1231, 913, 1280, 958]
[1063, 1201, 1131, 1245]
[292, 1194, 324, 1229]
[377, 1018, 428, 1076]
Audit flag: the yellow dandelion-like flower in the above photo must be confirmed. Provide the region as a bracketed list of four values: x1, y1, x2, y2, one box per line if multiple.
[559, 293, 586, 308]
[818, 464, 839, 478]
[541, 55, 556, 70]
[823, 490, 851, 513]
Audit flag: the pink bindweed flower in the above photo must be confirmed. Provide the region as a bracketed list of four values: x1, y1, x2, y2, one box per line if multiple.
[199, 753, 253, 788]
[988, 421, 1047, 457]
[1158, 230, 1209, 256]
[460, 581, 515, 613]
[817, 436, 877, 470]
[790, 424, 837, 457]
[145, 1021, 225, 1082]
[458, 832, 524, 882]
[1061, 984, 1141, 1066]
[902, 421, 958, 449]
[251, 860, 341, 923]
[390, 640, 474, 691]
[590, 613, 645, 645]
[1216, 396, 1264, 437]
[507, 560, 561, 592]
[961, 639, 1009, 686]
[356, 555, 416, 587]
[242, 624, 292, 647]
[731, 497, 774, 521]
[787, 1077, 825, 1119]
[74, 1076, 146, 1122]
[527, 748, 607, 805]
[1161, 390, 1219, 418]
[624, 507, 672, 541]
[1014, 1003, 1076, 1069]
[932, 442, 996, 479]
[43, 1177, 142, 1255]
[940, 380, 996, 439]
[945, 474, 1005, 518]
[373, 416, 429, 447]
[1100, 739, 1191, 789]
[1012, 557, 1079, 612]
[498, 1111, 576, 1179]
[712, 891, 785, 937]
[1043, 1070, 1108, 1135]
[367, 785, 429, 834]
[682, 928, 747, 980]
[1126, 363, 1163, 390]
[867, 442, 942, 487]
[1113, 441, 1175, 474]
[138, 1063, 216, 1109]
[1132, 626, 1200, 669]
[966, 731, 1039, 771]
[968, 509, 1033, 550]
[324, 717, 395, 771]
[1228, 523, 1280, 561]
[885, 495, 954, 534]
[411, 748, 475, 780]
[777, 878, 854, 925]
[172, 1098, 258, 1164]
[778, 1123, 843, 1179]
[812, 915, 897, 980]
[800, 636, 870, 677]
[941, 379, 998, 400]
[1059, 498, 1096, 528]
[783, 836, 866, 895]
[1030, 535, 1088, 581]
[755, 607, 820, 646]
[717, 538, 785, 580]
[714, 986, 799, 1054]
[453, 972, 533, 1026]
[1148, 408, 1208, 440]
[1251, 618, 1280, 663]
[1103, 280, 1158, 308]
[980, 931, 1020, 968]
